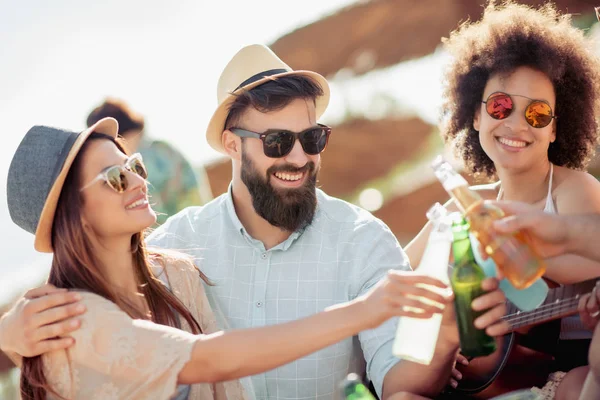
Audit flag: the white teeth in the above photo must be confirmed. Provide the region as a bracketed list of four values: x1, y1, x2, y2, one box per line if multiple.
[275, 172, 302, 181]
[126, 198, 147, 209]
[498, 137, 528, 148]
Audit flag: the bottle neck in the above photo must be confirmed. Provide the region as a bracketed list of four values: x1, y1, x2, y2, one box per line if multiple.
[448, 184, 483, 214]
[452, 234, 476, 266]
[433, 163, 483, 213]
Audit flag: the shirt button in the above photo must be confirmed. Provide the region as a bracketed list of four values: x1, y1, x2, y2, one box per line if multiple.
[261, 253, 268, 259]
[256, 301, 263, 307]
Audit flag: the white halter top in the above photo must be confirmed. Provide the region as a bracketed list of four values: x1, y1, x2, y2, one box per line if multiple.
[497, 164, 556, 214]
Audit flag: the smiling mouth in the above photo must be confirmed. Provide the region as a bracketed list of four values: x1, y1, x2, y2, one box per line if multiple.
[125, 197, 149, 209]
[273, 171, 305, 182]
[495, 136, 531, 148]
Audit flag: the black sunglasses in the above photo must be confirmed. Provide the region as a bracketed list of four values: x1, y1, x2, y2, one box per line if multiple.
[482, 92, 557, 128]
[230, 124, 332, 158]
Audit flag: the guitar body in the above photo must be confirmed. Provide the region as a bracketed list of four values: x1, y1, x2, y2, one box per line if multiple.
[450, 277, 599, 398]
[454, 332, 515, 396]
[456, 322, 559, 398]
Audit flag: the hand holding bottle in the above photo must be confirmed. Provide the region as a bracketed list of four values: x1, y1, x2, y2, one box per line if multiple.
[440, 277, 509, 390]
[356, 270, 452, 330]
[439, 277, 510, 347]
[490, 200, 571, 259]
[432, 157, 546, 289]
[469, 278, 510, 336]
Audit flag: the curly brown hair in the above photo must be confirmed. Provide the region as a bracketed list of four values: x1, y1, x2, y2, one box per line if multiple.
[440, 1, 600, 179]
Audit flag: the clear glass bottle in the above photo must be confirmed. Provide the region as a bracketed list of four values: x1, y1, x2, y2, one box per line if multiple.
[392, 203, 452, 365]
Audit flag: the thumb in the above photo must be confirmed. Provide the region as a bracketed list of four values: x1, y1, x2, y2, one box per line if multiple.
[24, 284, 67, 299]
[493, 215, 525, 234]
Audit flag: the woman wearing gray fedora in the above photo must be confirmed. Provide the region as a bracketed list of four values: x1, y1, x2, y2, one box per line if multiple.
[4, 117, 452, 399]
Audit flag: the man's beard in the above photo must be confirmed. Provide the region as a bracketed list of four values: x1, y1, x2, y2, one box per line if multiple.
[241, 150, 318, 232]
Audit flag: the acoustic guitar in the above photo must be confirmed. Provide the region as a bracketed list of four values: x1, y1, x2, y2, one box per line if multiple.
[453, 277, 599, 398]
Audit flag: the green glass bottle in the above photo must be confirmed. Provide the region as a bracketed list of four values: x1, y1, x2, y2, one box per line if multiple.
[340, 373, 376, 400]
[450, 214, 497, 358]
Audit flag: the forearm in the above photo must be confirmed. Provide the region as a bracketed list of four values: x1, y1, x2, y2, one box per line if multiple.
[579, 372, 600, 400]
[404, 221, 432, 269]
[567, 215, 600, 262]
[0, 312, 19, 368]
[0, 315, 21, 369]
[406, 199, 458, 269]
[545, 254, 600, 284]
[383, 335, 458, 398]
[179, 300, 369, 384]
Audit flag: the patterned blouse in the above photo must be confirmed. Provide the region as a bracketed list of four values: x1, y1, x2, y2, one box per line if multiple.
[41, 256, 249, 400]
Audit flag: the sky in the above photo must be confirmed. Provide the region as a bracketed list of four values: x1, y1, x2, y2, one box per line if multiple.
[0, 0, 452, 304]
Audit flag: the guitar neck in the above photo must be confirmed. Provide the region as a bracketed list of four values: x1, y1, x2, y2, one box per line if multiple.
[502, 278, 598, 331]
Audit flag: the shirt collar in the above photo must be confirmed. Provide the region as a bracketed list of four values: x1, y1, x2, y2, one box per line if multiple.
[224, 182, 315, 250]
[224, 183, 246, 235]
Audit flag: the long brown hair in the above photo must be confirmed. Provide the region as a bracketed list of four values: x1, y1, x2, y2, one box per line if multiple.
[21, 133, 206, 400]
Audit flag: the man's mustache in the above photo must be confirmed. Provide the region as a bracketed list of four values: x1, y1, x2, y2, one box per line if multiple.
[268, 162, 316, 176]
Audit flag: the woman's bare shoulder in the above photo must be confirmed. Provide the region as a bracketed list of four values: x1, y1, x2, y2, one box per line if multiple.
[554, 166, 600, 191]
[553, 166, 600, 213]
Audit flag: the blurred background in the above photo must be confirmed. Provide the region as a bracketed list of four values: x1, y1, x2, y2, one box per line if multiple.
[2, 0, 600, 397]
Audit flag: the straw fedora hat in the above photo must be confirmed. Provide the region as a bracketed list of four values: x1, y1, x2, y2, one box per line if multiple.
[206, 44, 330, 154]
[7, 117, 119, 253]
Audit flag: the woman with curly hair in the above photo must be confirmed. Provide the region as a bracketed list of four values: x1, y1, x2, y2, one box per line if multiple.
[405, 1, 600, 398]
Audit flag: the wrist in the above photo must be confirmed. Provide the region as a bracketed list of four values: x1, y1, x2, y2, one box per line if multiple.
[350, 297, 378, 331]
[0, 314, 8, 353]
[327, 298, 374, 334]
[564, 215, 585, 255]
[438, 325, 460, 349]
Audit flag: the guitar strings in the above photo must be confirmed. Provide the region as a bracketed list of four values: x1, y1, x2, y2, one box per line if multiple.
[503, 281, 595, 316]
[503, 306, 577, 329]
[503, 291, 583, 318]
[503, 297, 578, 321]
[502, 298, 580, 326]
[503, 296, 579, 318]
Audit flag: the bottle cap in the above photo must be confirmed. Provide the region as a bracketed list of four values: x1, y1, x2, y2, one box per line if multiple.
[431, 155, 447, 170]
[340, 373, 361, 396]
[449, 211, 465, 224]
[426, 202, 448, 223]
[426, 203, 454, 238]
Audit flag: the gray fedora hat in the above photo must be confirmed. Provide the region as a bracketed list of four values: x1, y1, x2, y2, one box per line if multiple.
[7, 117, 119, 253]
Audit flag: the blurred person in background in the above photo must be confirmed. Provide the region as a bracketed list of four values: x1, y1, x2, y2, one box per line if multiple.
[87, 98, 213, 224]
